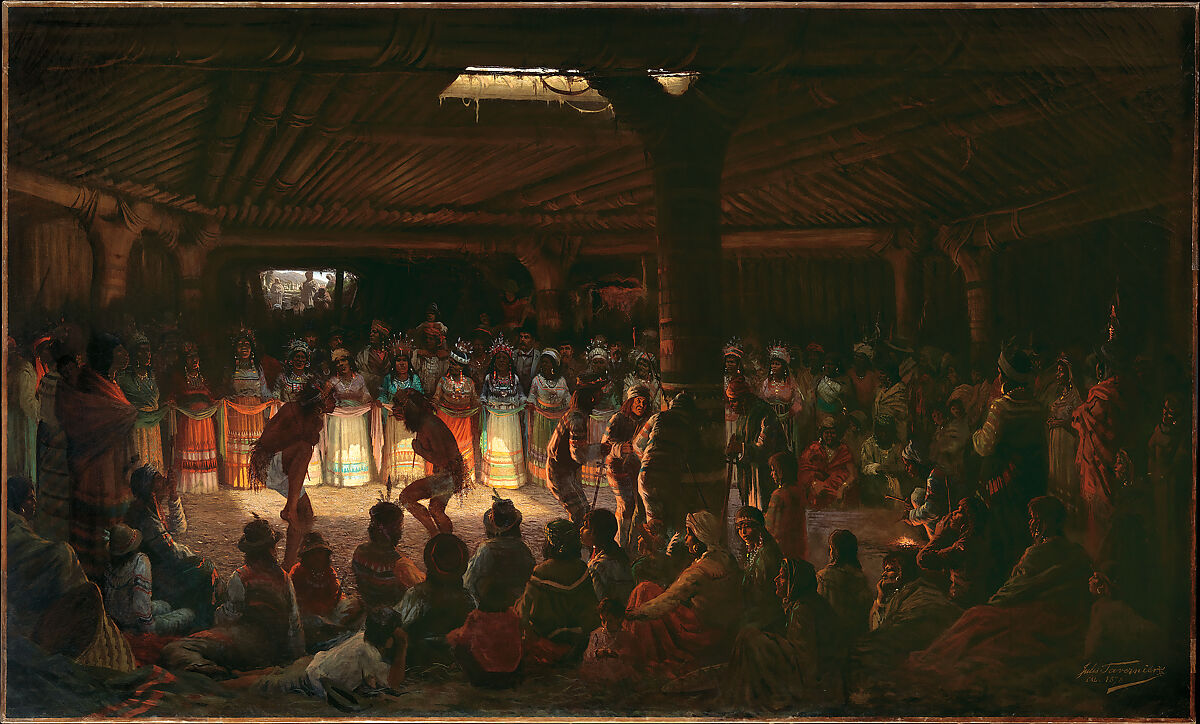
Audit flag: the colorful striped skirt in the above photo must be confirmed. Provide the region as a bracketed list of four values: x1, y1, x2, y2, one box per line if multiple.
[324, 414, 372, 487]
[175, 416, 219, 494]
[381, 417, 423, 487]
[480, 405, 526, 490]
[437, 407, 479, 483]
[224, 402, 269, 489]
[525, 406, 565, 487]
[131, 423, 165, 474]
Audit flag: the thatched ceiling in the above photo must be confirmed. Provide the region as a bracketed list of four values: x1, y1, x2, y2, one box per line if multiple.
[7, 6, 1194, 249]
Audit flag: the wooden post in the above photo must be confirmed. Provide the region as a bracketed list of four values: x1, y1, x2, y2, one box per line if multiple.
[592, 73, 752, 527]
[937, 223, 994, 365]
[517, 236, 581, 341]
[334, 269, 345, 321]
[882, 245, 921, 342]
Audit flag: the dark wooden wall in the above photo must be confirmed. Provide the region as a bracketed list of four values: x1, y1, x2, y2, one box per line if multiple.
[720, 254, 896, 355]
[992, 212, 1169, 356]
[7, 208, 92, 338]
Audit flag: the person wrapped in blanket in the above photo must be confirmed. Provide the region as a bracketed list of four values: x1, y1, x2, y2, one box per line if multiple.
[125, 465, 219, 628]
[162, 517, 304, 679]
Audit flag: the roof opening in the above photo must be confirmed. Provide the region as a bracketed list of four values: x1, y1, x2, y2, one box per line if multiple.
[440, 67, 699, 117]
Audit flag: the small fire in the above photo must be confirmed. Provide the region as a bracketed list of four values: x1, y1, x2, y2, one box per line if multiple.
[891, 536, 921, 547]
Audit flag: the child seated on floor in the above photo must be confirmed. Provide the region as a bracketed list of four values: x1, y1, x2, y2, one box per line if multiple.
[581, 597, 637, 683]
[289, 531, 361, 649]
[102, 523, 196, 637]
[446, 577, 523, 689]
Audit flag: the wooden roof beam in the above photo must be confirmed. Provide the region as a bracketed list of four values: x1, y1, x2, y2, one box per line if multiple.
[215, 225, 894, 257]
[12, 8, 1184, 74]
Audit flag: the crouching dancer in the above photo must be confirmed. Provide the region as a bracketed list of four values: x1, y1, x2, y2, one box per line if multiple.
[250, 380, 336, 569]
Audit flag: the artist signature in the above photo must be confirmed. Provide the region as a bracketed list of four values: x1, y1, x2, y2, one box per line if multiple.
[1076, 660, 1167, 694]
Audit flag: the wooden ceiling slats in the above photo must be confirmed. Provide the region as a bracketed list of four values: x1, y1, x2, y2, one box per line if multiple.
[86, 107, 208, 175]
[265, 73, 392, 204]
[293, 142, 385, 206]
[219, 73, 302, 205]
[21, 68, 173, 145]
[116, 137, 203, 182]
[201, 73, 265, 204]
[243, 74, 342, 205]
[398, 143, 536, 207]
[8, 10, 1189, 242]
[494, 151, 646, 209]
[68, 83, 211, 168]
[377, 145, 486, 207]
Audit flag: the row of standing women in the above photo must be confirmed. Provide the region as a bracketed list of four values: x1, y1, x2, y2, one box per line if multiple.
[56, 328, 667, 498]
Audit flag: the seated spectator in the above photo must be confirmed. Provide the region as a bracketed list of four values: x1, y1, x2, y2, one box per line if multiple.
[734, 505, 784, 631]
[625, 511, 744, 673]
[259, 606, 408, 702]
[724, 559, 843, 710]
[928, 403, 968, 480]
[816, 529, 872, 641]
[290, 532, 361, 648]
[102, 523, 196, 636]
[764, 452, 807, 561]
[1084, 562, 1165, 666]
[581, 597, 638, 683]
[580, 509, 635, 605]
[352, 501, 425, 610]
[859, 414, 905, 507]
[447, 578, 524, 689]
[463, 493, 535, 610]
[629, 521, 684, 588]
[800, 418, 858, 509]
[850, 547, 961, 682]
[7, 476, 137, 672]
[395, 533, 475, 670]
[901, 441, 951, 540]
[518, 519, 600, 667]
[163, 517, 303, 679]
[916, 497, 1000, 606]
[908, 496, 1094, 688]
[126, 466, 217, 627]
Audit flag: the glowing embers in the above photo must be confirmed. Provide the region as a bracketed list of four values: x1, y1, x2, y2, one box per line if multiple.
[439, 67, 700, 115]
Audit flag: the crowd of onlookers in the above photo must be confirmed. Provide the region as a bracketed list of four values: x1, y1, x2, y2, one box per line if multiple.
[4, 304, 1192, 714]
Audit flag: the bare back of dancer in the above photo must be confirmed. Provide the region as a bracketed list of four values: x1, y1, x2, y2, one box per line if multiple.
[393, 389, 465, 536]
[251, 381, 334, 568]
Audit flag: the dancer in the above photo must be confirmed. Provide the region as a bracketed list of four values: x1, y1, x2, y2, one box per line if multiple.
[251, 380, 336, 569]
[392, 387, 470, 537]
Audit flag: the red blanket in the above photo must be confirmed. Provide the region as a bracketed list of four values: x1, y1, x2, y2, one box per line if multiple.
[799, 442, 857, 508]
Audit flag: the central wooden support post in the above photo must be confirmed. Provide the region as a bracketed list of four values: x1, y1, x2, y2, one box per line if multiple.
[593, 73, 751, 525]
[938, 223, 995, 364]
[516, 235, 581, 340]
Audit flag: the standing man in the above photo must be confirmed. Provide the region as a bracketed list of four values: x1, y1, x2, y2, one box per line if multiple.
[725, 376, 784, 511]
[546, 375, 603, 523]
[251, 380, 336, 569]
[299, 271, 317, 310]
[1071, 342, 1132, 558]
[972, 345, 1047, 572]
[512, 325, 541, 397]
[356, 319, 394, 398]
[393, 388, 469, 537]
